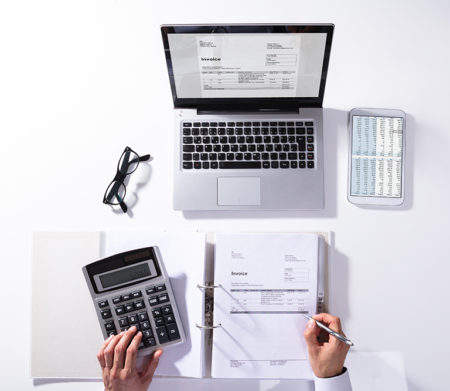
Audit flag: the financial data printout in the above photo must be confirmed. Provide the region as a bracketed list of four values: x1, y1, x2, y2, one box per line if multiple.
[351, 116, 403, 197]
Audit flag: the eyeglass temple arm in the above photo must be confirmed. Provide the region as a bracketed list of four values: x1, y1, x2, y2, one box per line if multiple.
[139, 154, 150, 162]
[119, 200, 127, 213]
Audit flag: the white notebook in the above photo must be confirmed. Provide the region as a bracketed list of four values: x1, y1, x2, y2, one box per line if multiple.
[31, 231, 325, 379]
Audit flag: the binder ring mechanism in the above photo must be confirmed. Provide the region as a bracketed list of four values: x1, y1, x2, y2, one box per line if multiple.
[196, 283, 222, 329]
[196, 283, 222, 289]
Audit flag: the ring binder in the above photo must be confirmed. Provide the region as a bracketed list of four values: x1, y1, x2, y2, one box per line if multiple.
[197, 283, 222, 289]
[196, 323, 222, 329]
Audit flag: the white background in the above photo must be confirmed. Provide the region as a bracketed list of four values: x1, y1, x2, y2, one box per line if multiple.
[1, 0, 449, 390]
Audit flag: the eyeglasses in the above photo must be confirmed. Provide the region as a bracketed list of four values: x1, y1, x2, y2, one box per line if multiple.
[103, 146, 150, 213]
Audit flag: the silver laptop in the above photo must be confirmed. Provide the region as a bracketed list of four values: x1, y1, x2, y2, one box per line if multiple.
[161, 24, 334, 210]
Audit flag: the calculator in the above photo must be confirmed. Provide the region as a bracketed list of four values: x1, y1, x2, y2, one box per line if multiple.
[82, 247, 185, 354]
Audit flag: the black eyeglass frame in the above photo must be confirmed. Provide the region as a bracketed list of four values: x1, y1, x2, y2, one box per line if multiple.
[103, 146, 151, 213]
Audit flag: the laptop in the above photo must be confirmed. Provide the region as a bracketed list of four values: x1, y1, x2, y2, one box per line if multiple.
[161, 24, 334, 210]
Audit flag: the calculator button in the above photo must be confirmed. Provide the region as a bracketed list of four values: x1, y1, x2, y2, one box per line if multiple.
[118, 317, 128, 327]
[164, 314, 175, 324]
[107, 330, 117, 337]
[155, 284, 166, 292]
[143, 329, 153, 339]
[134, 323, 141, 331]
[128, 315, 138, 324]
[101, 309, 112, 319]
[148, 296, 158, 306]
[140, 321, 151, 330]
[144, 338, 157, 347]
[138, 311, 149, 321]
[155, 317, 164, 327]
[98, 300, 109, 308]
[167, 323, 180, 341]
[161, 305, 173, 315]
[131, 291, 142, 299]
[121, 294, 131, 301]
[134, 300, 145, 310]
[155, 326, 169, 344]
[115, 306, 125, 316]
[125, 303, 135, 313]
[158, 294, 169, 304]
[121, 326, 129, 332]
[112, 297, 122, 305]
[104, 321, 115, 332]
[152, 308, 162, 318]
[146, 286, 156, 295]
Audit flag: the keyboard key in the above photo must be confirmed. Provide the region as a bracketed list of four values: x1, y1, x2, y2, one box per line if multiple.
[125, 303, 135, 312]
[164, 314, 175, 324]
[288, 153, 298, 160]
[112, 297, 122, 305]
[128, 314, 138, 324]
[307, 153, 314, 160]
[307, 136, 314, 143]
[201, 122, 209, 127]
[131, 291, 142, 299]
[134, 300, 145, 310]
[307, 127, 314, 134]
[104, 321, 115, 332]
[307, 144, 314, 151]
[98, 300, 109, 309]
[161, 305, 173, 315]
[227, 122, 235, 127]
[183, 145, 195, 152]
[202, 162, 209, 169]
[305, 121, 314, 126]
[152, 308, 162, 318]
[211, 162, 218, 169]
[183, 137, 193, 144]
[149, 296, 158, 306]
[296, 127, 306, 135]
[118, 317, 128, 327]
[182, 162, 192, 169]
[296, 121, 304, 126]
[194, 162, 201, 169]
[291, 161, 298, 168]
[308, 161, 315, 168]
[144, 338, 157, 347]
[263, 161, 270, 168]
[280, 161, 289, 169]
[143, 329, 153, 339]
[192, 128, 200, 135]
[219, 162, 262, 169]
[140, 321, 151, 330]
[193, 122, 201, 127]
[271, 161, 279, 169]
[146, 286, 156, 295]
[138, 311, 149, 321]
[192, 153, 199, 161]
[183, 153, 192, 161]
[167, 323, 181, 341]
[101, 309, 112, 319]
[158, 293, 170, 304]
[156, 326, 170, 344]
[155, 317, 164, 327]
[115, 306, 125, 316]
[183, 122, 192, 127]
[299, 161, 306, 168]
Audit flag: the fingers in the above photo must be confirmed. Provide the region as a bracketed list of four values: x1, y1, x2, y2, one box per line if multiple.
[103, 333, 124, 369]
[143, 349, 163, 380]
[124, 330, 143, 371]
[303, 318, 321, 351]
[113, 326, 138, 370]
[97, 335, 114, 368]
[313, 313, 343, 333]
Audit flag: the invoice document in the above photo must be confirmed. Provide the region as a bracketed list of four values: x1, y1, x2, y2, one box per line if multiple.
[211, 233, 320, 379]
[197, 35, 301, 98]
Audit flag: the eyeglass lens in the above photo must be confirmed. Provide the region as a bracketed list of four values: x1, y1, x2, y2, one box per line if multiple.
[119, 150, 140, 175]
[105, 180, 126, 205]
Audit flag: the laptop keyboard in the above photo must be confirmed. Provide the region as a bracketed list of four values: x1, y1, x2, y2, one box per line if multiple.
[181, 120, 315, 170]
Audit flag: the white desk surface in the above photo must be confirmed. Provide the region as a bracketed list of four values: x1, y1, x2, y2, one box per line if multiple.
[1, 0, 449, 390]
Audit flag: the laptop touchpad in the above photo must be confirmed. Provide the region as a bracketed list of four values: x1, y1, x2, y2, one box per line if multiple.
[217, 177, 261, 206]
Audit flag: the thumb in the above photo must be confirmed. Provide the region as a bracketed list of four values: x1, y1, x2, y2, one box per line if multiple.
[143, 349, 163, 380]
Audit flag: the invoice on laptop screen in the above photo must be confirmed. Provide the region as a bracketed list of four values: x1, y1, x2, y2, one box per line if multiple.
[167, 33, 327, 98]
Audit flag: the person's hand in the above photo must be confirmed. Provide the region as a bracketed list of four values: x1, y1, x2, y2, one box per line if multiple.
[97, 326, 163, 391]
[303, 313, 350, 378]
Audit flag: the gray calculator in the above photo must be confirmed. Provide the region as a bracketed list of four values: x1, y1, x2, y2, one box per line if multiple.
[82, 247, 185, 354]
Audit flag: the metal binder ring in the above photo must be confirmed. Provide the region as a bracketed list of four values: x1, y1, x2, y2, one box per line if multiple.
[197, 284, 222, 289]
[196, 323, 222, 329]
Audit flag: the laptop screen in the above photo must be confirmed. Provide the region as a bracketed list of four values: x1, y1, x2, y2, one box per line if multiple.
[161, 25, 334, 109]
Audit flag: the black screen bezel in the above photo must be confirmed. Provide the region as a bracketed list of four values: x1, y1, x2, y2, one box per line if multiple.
[161, 24, 334, 110]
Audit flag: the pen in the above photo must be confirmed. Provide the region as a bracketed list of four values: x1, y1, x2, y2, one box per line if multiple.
[303, 314, 354, 347]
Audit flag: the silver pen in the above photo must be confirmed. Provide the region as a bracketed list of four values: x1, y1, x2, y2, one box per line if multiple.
[303, 314, 354, 347]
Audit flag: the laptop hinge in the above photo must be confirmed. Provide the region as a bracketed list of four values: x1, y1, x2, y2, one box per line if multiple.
[197, 107, 302, 115]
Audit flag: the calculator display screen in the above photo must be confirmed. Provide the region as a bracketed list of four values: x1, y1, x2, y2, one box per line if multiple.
[99, 263, 152, 289]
